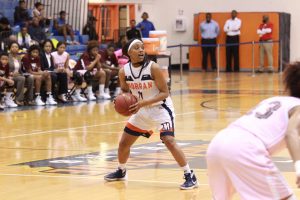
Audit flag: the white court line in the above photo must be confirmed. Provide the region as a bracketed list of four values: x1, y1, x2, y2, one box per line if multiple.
[0, 110, 206, 140]
[0, 121, 127, 140]
[0, 173, 209, 186]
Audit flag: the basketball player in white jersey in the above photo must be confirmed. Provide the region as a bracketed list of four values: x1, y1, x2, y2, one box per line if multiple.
[206, 62, 300, 199]
[104, 39, 198, 190]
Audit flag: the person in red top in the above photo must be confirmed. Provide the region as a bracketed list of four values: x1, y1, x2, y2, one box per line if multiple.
[257, 15, 274, 73]
[21, 45, 57, 106]
[99, 43, 121, 97]
[0, 52, 17, 108]
[74, 40, 110, 100]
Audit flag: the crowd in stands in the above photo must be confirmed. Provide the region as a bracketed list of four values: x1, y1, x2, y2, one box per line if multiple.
[0, 0, 133, 110]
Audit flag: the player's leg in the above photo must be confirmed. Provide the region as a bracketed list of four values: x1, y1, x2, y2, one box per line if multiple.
[104, 110, 152, 181]
[104, 131, 139, 181]
[160, 135, 198, 190]
[206, 156, 235, 200]
[215, 128, 293, 200]
[154, 103, 198, 190]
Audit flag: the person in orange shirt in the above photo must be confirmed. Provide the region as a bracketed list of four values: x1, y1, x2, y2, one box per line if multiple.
[257, 15, 274, 73]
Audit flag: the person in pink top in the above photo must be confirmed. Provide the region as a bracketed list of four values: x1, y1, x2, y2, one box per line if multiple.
[206, 62, 300, 199]
[115, 35, 129, 68]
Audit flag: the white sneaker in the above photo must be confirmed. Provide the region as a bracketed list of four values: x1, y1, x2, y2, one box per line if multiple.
[87, 91, 96, 101]
[72, 93, 87, 102]
[35, 95, 45, 106]
[46, 94, 58, 105]
[0, 103, 4, 110]
[97, 93, 111, 100]
[4, 96, 18, 108]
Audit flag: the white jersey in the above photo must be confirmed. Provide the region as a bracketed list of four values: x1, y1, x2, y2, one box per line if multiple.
[230, 96, 300, 154]
[51, 51, 69, 69]
[124, 61, 173, 107]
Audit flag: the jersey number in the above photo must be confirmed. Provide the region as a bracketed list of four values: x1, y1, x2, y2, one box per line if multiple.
[138, 91, 143, 100]
[247, 101, 281, 119]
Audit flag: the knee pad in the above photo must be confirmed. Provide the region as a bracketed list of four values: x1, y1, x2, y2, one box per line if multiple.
[83, 71, 94, 85]
[72, 71, 83, 85]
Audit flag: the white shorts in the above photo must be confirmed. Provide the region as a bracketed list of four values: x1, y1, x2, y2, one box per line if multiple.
[124, 102, 175, 138]
[206, 127, 293, 200]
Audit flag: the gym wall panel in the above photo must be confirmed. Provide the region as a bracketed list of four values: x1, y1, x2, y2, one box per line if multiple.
[190, 12, 284, 71]
[27, 0, 88, 34]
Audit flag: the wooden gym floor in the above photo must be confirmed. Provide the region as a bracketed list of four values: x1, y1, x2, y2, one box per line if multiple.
[0, 71, 299, 200]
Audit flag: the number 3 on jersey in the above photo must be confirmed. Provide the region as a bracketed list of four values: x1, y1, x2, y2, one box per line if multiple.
[247, 101, 281, 119]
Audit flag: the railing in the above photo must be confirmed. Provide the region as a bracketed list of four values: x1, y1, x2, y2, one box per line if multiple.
[167, 40, 281, 81]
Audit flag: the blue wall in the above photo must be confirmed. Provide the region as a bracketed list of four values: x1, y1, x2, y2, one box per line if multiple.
[0, 0, 19, 25]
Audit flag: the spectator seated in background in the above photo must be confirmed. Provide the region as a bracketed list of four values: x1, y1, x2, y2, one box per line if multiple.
[53, 11, 80, 45]
[74, 40, 110, 100]
[49, 41, 70, 102]
[0, 17, 12, 41]
[0, 52, 17, 108]
[14, 0, 31, 26]
[83, 16, 99, 41]
[99, 43, 121, 97]
[21, 45, 57, 106]
[17, 26, 35, 49]
[114, 36, 129, 68]
[32, 2, 47, 26]
[8, 41, 34, 106]
[28, 17, 47, 45]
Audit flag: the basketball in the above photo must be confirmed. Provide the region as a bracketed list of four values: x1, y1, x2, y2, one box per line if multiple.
[114, 93, 138, 116]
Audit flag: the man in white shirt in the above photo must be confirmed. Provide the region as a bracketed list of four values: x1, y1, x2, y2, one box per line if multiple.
[223, 10, 242, 72]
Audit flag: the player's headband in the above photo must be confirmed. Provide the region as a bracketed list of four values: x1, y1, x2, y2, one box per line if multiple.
[128, 39, 143, 52]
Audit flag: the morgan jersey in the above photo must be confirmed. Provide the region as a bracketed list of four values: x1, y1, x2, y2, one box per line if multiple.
[124, 61, 172, 106]
[230, 96, 300, 154]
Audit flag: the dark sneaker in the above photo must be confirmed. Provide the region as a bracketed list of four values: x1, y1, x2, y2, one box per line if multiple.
[104, 168, 127, 182]
[180, 170, 198, 190]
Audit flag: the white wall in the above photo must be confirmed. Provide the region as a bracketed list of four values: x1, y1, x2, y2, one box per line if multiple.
[135, 0, 299, 64]
[89, 0, 300, 64]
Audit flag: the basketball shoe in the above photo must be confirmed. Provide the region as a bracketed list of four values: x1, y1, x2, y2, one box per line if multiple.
[180, 170, 198, 190]
[104, 168, 127, 181]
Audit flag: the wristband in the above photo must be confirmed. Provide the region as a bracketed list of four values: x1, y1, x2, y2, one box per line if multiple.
[294, 160, 300, 176]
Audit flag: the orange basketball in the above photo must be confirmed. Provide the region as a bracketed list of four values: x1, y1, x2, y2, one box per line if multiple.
[114, 93, 138, 116]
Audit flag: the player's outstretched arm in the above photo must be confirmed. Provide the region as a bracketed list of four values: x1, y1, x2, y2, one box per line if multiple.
[285, 106, 300, 187]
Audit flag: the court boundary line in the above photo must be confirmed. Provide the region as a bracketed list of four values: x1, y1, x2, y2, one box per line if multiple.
[0, 173, 209, 186]
[0, 110, 208, 140]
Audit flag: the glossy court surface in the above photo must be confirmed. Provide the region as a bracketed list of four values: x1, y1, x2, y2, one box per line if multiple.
[0, 72, 298, 200]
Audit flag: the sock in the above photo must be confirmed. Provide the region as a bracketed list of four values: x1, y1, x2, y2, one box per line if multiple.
[87, 86, 92, 92]
[182, 164, 191, 174]
[115, 87, 121, 93]
[35, 93, 40, 96]
[104, 88, 109, 94]
[99, 84, 105, 94]
[118, 163, 126, 171]
[75, 89, 81, 95]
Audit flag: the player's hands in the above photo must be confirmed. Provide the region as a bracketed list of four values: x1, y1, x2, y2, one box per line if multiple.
[296, 176, 300, 188]
[129, 100, 147, 114]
